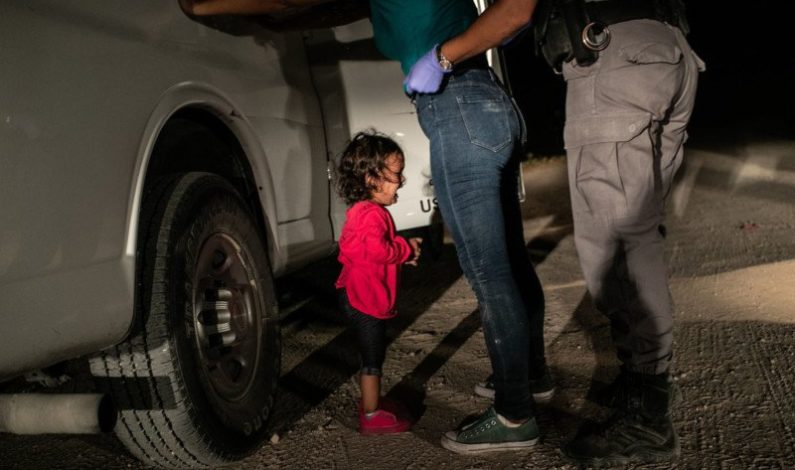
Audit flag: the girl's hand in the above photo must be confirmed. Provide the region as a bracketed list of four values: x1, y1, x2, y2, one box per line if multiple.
[406, 237, 423, 266]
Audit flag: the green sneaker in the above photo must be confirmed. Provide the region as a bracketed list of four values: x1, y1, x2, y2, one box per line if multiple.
[441, 407, 539, 454]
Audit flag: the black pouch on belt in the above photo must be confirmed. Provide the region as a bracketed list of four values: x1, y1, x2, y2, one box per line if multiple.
[534, 0, 598, 72]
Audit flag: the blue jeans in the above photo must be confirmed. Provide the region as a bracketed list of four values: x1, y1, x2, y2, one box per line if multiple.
[415, 69, 546, 420]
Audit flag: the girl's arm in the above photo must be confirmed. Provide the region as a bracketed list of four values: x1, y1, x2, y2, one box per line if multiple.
[353, 210, 412, 265]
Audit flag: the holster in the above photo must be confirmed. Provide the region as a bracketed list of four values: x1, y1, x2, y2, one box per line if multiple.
[535, 0, 597, 72]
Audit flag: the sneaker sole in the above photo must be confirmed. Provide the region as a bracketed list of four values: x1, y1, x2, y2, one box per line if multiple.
[441, 433, 539, 454]
[473, 384, 555, 404]
[359, 422, 411, 435]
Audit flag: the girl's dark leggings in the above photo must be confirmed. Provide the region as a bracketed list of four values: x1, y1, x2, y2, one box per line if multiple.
[338, 289, 386, 376]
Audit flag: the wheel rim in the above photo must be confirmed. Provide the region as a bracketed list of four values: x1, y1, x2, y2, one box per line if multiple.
[193, 232, 262, 403]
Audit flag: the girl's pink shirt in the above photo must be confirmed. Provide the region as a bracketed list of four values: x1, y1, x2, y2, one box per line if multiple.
[335, 200, 412, 319]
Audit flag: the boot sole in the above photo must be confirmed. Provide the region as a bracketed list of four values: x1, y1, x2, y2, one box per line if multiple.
[561, 439, 681, 467]
[441, 434, 539, 454]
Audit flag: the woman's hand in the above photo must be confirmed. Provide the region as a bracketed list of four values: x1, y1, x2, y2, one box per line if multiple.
[403, 46, 450, 95]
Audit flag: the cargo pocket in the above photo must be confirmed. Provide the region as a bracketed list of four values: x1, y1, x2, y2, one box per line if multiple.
[620, 42, 683, 65]
[564, 113, 650, 149]
[456, 95, 512, 152]
[565, 113, 652, 216]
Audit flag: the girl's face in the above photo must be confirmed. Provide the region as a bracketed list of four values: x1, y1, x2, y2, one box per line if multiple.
[369, 152, 405, 206]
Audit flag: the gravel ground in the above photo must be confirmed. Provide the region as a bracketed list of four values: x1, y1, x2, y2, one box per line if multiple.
[1, 134, 793, 469]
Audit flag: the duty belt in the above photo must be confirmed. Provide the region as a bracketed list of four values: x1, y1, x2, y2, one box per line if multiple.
[535, 0, 687, 71]
[585, 0, 659, 28]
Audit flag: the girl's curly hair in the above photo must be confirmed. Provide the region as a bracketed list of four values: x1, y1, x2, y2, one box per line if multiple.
[335, 130, 404, 205]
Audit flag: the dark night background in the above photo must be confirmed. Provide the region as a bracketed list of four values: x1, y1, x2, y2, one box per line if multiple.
[502, 1, 795, 154]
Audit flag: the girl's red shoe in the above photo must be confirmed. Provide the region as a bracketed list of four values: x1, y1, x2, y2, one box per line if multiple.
[358, 408, 411, 435]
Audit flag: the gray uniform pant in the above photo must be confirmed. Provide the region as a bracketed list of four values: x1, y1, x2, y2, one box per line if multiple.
[562, 19, 704, 375]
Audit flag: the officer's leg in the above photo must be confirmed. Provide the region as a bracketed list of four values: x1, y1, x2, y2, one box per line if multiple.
[567, 136, 673, 374]
[564, 125, 679, 468]
[561, 19, 700, 465]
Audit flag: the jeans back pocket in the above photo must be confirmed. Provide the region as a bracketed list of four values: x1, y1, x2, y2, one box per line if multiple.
[456, 95, 513, 152]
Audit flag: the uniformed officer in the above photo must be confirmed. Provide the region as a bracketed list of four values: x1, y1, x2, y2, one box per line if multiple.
[531, 0, 703, 465]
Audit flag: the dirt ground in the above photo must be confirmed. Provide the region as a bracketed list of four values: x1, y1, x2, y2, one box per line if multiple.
[1, 134, 793, 469]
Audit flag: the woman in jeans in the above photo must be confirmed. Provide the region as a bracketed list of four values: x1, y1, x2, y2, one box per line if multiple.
[184, 0, 549, 454]
[378, 0, 551, 453]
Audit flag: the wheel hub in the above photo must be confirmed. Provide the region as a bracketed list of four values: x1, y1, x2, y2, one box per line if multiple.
[193, 232, 261, 402]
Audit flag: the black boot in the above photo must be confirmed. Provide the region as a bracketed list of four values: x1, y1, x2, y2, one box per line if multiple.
[591, 366, 632, 409]
[563, 371, 679, 467]
[593, 366, 682, 410]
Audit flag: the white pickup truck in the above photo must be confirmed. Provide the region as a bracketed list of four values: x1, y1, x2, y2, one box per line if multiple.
[0, 1, 503, 467]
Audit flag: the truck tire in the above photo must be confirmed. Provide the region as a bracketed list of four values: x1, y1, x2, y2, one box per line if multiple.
[90, 172, 280, 468]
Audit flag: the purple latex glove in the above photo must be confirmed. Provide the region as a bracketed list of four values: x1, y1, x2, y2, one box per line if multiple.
[404, 45, 451, 95]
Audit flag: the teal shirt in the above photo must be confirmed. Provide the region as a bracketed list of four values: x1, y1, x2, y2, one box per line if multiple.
[369, 0, 478, 75]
